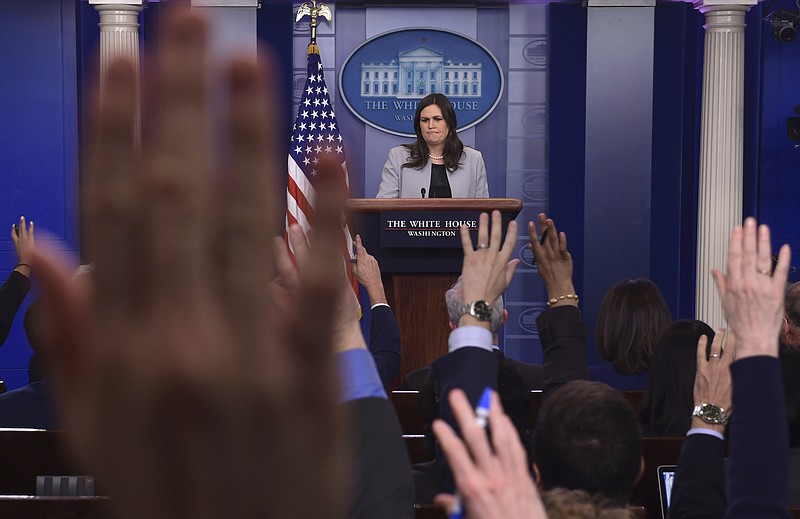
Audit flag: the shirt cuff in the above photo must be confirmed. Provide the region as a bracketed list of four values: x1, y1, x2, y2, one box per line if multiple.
[448, 326, 493, 353]
[370, 302, 391, 310]
[336, 348, 387, 403]
[687, 427, 725, 441]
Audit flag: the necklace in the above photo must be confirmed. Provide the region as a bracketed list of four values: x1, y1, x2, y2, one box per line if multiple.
[428, 154, 444, 160]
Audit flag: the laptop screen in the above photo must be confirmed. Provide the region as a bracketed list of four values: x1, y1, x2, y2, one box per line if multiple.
[657, 465, 676, 518]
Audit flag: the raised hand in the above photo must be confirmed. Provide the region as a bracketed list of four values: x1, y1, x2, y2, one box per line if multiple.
[433, 390, 547, 519]
[712, 217, 791, 359]
[458, 211, 519, 324]
[528, 213, 576, 308]
[34, 7, 343, 519]
[352, 234, 387, 306]
[11, 216, 35, 277]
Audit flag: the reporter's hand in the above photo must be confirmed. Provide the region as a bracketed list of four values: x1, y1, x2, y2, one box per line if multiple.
[712, 218, 791, 359]
[692, 330, 734, 433]
[11, 216, 34, 277]
[528, 213, 575, 307]
[433, 390, 546, 519]
[458, 211, 519, 327]
[34, 8, 343, 519]
[352, 234, 387, 306]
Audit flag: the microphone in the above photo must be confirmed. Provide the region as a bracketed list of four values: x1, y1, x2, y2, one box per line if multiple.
[421, 188, 426, 198]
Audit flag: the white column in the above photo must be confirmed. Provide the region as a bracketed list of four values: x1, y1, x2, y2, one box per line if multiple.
[90, 1, 146, 145]
[694, 0, 756, 328]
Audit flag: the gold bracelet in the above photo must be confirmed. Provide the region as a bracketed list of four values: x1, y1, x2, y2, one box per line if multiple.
[546, 294, 579, 308]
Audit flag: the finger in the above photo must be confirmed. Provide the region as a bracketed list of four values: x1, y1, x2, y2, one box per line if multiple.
[559, 231, 568, 256]
[85, 58, 142, 316]
[215, 56, 280, 348]
[355, 234, 367, 257]
[460, 224, 474, 254]
[718, 329, 734, 367]
[774, 244, 792, 288]
[707, 331, 723, 359]
[504, 259, 521, 288]
[433, 493, 457, 515]
[489, 210, 502, 251]
[288, 224, 312, 267]
[28, 219, 34, 239]
[726, 226, 743, 281]
[11, 223, 18, 245]
[756, 224, 773, 275]
[741, 218, 757, 277]
[31, 250, 90, 419]
[273, 237, 300, 293]
[499, 220, 518, 261]
[711, 268, 727, 299]
[448, 389, 494, 469]
[19, 216, 28, 241]
[696, 334, 709, 365]
[147, 10, 211, 302]
[528, 221, 544, 260]
[476, 212, 489, 249]
[488, 392, 527, 476]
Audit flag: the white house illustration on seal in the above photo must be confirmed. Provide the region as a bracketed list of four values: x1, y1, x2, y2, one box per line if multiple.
[360, 46, 482, 99]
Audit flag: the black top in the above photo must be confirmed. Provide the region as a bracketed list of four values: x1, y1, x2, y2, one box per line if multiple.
[428, 164, 452, 198]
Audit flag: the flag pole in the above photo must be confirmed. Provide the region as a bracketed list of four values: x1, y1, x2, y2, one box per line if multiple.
[295, 1, 332, 55]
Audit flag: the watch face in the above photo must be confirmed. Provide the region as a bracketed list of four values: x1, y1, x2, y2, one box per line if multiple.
[698, 403, 727, 424]
[468, 301, 494, 322]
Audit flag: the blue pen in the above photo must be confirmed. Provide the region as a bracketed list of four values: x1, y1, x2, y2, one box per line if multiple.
[451, 387, 492, 519]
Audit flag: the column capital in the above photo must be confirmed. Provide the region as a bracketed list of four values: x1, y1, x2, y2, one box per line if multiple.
[89, 0, 147, 5]
[693, 0, 757, 13]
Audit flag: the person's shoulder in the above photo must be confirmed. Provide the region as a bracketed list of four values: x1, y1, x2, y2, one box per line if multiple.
[461, 146, 483, 160]
[388, 145, 412, 158]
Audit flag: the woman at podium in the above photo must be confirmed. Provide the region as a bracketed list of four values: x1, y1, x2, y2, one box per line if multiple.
[376, 93, 489, 199]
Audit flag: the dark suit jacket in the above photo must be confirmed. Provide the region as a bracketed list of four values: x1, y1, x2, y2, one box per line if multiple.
[0, 270, 31, 348]
[669, 433, 726, 519]
[368, 305, 401, 388]
[343, 397, 414, 519]
[414, 306, 588, 502]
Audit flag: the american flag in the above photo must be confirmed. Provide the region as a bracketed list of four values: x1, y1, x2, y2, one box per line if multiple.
[286, 48, 359, 305]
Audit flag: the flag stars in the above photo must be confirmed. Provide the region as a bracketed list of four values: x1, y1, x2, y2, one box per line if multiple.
[325, 145, 333, 153]
[299, 122, 307, 131]
[303, 98, 311, 107]
[310, 168, 317, 176]
[311, 110, 319, 118]
[336, 145, 343, 154]
[294, 146, 302, 154]
[320, 111, 329, 119]
[315, 87, 322, 95]
[313, 157, 320, 165]
[316, 134, 324, 142]
[303, 157, 311, 165]
[310, 122, 317, 131]
[306, 146, 312, 154]
[301, 110, 309, 119]
[326, 134, 335, 142]
[306, 86, 314, 95]
[328, 122, 336, 131]
[313, 99, 321, 107]
[315, 145, 322, 153]
[321, 98, 329, 107]
[297, 134, 305, 142]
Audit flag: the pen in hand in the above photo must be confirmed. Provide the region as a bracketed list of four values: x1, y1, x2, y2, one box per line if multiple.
[450, 386, 492, 519]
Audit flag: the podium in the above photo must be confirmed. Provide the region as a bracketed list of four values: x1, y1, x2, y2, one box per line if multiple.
[346, 199, 522, 385]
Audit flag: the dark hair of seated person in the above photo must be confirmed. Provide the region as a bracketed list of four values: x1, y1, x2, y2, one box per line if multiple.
[533, 380, 642, 506]
[639, 320, 715, 436]
[596, 279, 672, 375]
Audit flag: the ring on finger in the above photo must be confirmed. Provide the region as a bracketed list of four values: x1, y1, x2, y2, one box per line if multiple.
[759, 269, 771, 276]
[476, 243, 489, 250]
[709, 352, 720, 358]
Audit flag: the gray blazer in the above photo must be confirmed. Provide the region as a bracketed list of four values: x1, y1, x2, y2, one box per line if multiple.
[376, 146, 489, 198]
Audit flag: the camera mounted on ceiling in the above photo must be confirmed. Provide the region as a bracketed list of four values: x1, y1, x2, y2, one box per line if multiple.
[766, 9, 800, 42]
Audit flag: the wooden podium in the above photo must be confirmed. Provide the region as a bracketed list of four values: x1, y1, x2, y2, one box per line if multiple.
[346, 199, 522, 385]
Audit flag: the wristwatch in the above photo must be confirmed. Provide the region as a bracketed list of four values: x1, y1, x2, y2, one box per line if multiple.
[461, 300, 494, 322]
[692, 402, 729, 425]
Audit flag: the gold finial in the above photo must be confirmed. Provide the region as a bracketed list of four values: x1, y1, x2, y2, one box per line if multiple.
[295, 1, 332, 55]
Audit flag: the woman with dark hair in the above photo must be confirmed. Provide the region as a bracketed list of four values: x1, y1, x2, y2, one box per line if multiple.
[376, 93, 489, 198]
[639, 320, 715, 436]
[589, 278, 671, 390]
